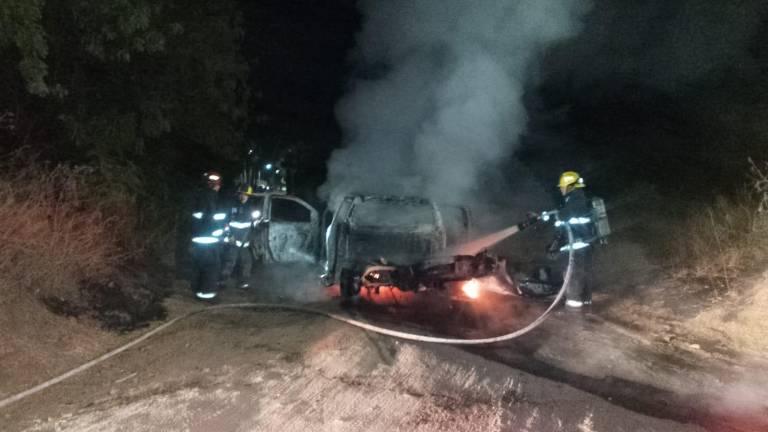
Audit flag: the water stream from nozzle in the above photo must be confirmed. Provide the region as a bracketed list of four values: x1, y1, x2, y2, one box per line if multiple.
[450, 225, 521, 256]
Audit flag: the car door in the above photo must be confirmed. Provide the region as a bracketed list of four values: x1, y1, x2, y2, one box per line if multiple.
[265, 195, 319, 263]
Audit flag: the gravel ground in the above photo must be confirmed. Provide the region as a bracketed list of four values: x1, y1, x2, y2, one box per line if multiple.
[3, 261, 767, 432]
[5, 297, 705, 432]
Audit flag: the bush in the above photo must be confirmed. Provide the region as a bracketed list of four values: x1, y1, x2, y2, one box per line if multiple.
[681, 159, 768, 285]
[0, 150, 140, 303]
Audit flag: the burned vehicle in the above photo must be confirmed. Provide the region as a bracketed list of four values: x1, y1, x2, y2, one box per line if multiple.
[239, 192, 320, 264]
[351, 251, 510, 299]
[321, 194, 512, 300]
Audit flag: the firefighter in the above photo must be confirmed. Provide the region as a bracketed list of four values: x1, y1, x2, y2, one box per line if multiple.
[547, 171, 596, 309]
[190, 170, 227, 300]
[221, 185, 261, 289]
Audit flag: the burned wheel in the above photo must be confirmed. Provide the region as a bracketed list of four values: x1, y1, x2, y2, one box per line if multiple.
[339, 268, 360, 300]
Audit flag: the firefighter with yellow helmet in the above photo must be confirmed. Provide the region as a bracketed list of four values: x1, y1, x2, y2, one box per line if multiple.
[221, 184, 262, 289]
[548, 171, 596, 309]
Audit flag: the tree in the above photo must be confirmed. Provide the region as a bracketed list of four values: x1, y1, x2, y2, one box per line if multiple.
[0, 0, 48, 96]
[1, 0, 249, 163]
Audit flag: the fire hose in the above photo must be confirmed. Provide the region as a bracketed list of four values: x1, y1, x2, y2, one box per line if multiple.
[0, 225, 574, 410]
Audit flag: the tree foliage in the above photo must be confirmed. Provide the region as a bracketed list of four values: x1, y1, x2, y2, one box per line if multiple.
[1, 0, 249, 162]
[0, 0, 48, 95]
[0, 0, 251, 264]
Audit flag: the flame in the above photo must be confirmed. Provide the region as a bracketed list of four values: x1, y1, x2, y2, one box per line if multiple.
[327, 284, 417, 305]
[461, 279, 481, 300]
[360, 285, 416, 305]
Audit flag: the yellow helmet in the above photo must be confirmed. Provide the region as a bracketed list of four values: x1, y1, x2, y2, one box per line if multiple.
[558, 171, 586, 189]
[238, 184, 254, 195]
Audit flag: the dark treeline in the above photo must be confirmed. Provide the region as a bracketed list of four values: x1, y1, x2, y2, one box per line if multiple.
[1, 0, 249, 204]
[0, 1, 252, 319]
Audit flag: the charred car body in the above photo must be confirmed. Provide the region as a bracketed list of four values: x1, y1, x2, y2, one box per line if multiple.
[234, 192, 320, 264]
[240, 192, 517, 301]
[320, 194, 512, 300]
[351, 252, 509, 298]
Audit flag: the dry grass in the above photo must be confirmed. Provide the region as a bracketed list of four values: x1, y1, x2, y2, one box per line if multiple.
[681, 159, 768, 286]
[0, 150, 139, 302]
[0, 150, 169, 394]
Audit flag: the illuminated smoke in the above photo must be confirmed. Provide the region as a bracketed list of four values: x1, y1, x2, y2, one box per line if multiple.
[321, 0, 589, 208]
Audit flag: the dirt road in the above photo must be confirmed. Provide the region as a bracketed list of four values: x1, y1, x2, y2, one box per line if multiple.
[5, 293, 708, 432]
[3, 261, 767, 432]
[337, 285, 768, 432]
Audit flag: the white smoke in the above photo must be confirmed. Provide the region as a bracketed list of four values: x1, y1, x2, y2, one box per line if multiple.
[321, 0, 590, 208]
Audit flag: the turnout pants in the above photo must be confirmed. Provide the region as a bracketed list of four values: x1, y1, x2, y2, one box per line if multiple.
[565, 248, 593, 303]
[222, 245, 254, 287]
[191, 244, 221, 294]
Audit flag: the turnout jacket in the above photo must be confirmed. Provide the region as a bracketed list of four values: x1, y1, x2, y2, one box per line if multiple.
[551, 189, 596, 252]
[226, 198, 262, 246]
[190, 188, 227, 241]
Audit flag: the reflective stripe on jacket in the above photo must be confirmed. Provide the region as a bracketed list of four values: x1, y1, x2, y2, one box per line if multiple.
[554, 189, 596, 251]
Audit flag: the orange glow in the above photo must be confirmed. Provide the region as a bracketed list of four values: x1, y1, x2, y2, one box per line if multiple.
[359, 285, 417, 305]
[461, 279, 481, 300]
[328, 283, 417, 305]
[325, 284, 341, 298]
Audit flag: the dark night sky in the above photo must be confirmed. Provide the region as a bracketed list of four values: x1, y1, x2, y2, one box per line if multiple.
[239, 0, 359, 198]
[239, 0, 767, 201]
[241, 1, 358, 138]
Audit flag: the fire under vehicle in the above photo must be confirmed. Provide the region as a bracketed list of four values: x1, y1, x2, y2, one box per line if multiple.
[320, 194, 516, 301]
[342, 251, 512, 300]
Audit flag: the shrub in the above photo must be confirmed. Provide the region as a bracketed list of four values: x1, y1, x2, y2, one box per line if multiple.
[0, 150, 138, 303]
[681, 159, 768, 286]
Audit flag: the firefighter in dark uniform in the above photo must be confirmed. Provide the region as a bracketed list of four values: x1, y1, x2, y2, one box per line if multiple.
[190, 170, 227, 300]
[222, 185, 261, 289]
[548, 171, 596, 309]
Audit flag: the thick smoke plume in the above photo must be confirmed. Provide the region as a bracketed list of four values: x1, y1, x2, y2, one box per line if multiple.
[321, 0, 588, 208]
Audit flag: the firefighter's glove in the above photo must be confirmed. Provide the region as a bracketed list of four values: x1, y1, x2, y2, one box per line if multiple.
[540, 210, 558, 223]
